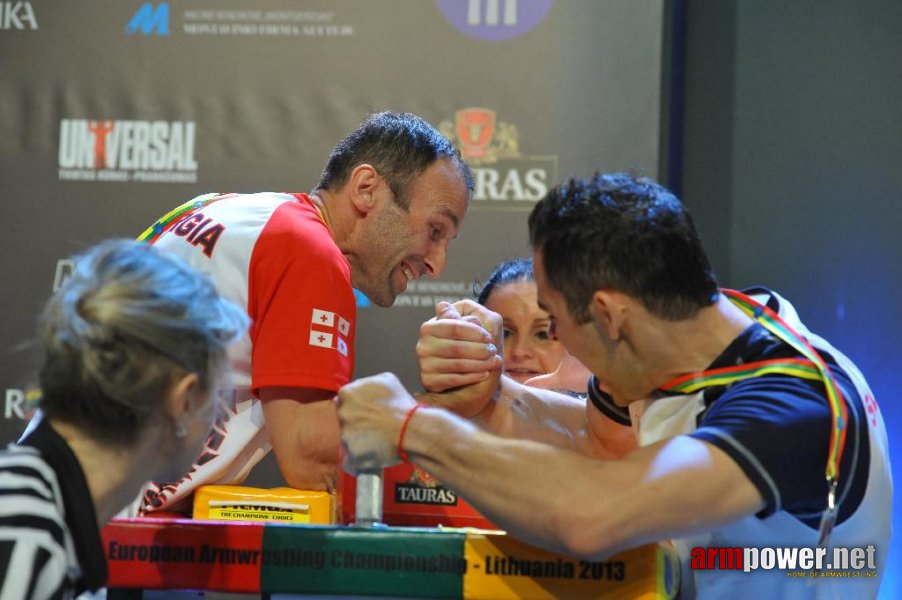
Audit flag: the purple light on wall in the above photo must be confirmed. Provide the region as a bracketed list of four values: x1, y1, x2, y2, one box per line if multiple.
[435, 0, 555, 41]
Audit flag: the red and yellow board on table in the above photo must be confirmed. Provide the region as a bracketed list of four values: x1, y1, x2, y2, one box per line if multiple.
[104, 494, 680, 599]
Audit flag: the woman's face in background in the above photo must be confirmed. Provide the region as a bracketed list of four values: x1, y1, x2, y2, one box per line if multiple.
[483, 280, 567, 384]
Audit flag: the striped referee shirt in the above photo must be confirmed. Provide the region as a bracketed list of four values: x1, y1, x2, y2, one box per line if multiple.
[0, 416, 106, 599]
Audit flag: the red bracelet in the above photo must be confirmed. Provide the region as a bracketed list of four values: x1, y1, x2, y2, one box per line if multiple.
[397, 404, 423, 463]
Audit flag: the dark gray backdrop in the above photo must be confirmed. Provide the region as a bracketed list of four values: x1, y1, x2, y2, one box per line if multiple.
[0, 1, 667, 440]
[3, 2, 899, 596]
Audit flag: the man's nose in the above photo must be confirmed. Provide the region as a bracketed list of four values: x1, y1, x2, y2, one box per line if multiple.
[423, 239, 449, 278]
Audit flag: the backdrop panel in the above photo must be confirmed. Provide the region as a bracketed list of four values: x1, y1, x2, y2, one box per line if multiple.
[0, 1, 669, 448]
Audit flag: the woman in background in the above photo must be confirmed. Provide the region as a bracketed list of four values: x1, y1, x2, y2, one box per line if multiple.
[0, 240, 246, 599]
[476, 257, 590, 395]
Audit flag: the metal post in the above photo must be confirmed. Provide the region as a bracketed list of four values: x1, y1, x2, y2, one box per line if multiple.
[355, 468, 383, 527]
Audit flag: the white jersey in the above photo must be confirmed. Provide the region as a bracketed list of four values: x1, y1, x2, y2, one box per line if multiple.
[632, 289, 892, 599]
[136, 192, 356, 513]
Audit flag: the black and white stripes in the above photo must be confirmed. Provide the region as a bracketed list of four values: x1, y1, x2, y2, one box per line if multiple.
[0, 446, 74, 599]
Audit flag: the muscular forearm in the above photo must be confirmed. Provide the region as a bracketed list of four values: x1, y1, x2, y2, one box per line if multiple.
[420, 376, 593, 454]
[260, 389, 341, 492]
[338, 374, 764, 562]
[274, 442, 340, 492]
[401, 405, 629, 559]
[402, 408, 763, 561]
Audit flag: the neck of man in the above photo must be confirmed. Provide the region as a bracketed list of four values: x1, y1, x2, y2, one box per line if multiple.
[309, 188, 374, 299]
[308, 190, 337, 237]
[635, 293, 756, 392]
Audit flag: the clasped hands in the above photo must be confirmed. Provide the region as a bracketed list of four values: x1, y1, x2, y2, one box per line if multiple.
[337, 300, 502, 475]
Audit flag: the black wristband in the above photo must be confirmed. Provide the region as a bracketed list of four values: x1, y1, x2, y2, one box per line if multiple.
[587, 375, 631, 426]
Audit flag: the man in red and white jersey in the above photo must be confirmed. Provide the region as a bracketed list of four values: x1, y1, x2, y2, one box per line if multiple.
[136, 112, 474, 514]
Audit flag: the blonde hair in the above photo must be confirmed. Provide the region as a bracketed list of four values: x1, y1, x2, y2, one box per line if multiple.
[38, 239, 247, 445]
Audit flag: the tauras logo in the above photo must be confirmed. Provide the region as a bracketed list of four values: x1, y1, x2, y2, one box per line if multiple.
[440, 108, 556, 206]
[0, 1, 38, 30]
[58, 119, 198, 184]
[395, 483, 458, 506]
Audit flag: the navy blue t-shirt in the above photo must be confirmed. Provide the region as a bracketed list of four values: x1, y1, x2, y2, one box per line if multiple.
[587, 313, 869, 527]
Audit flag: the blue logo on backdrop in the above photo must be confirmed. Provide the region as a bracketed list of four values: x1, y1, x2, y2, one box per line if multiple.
[435, 0, 554, 41]
[126, 2, 169, 36]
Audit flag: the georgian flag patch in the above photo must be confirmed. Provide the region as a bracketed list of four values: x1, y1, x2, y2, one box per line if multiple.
[309, 308, 350, 356]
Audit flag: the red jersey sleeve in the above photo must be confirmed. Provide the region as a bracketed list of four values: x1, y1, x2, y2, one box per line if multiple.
[247, 198, 355, 394]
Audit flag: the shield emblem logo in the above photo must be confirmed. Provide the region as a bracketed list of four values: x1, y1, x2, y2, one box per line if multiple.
[455, 108, 496, 160]
[408, 465, 439, 487]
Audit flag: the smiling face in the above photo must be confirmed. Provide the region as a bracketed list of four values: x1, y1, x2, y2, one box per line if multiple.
[484, 279, 567, 384]
[353, 159, 470, 307]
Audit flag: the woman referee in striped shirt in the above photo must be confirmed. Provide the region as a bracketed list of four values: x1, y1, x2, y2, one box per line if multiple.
[0, 240, 246, 599]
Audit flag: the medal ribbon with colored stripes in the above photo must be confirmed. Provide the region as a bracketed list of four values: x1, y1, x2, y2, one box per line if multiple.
[137, 192, 237, 244]
[659, 289, 848, 546]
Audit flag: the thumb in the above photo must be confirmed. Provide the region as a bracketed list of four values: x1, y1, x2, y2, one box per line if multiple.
[435, 300, 462, 320]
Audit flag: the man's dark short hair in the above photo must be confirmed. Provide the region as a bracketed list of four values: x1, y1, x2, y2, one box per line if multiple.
[528, 172, 719, 323]
[317, 111, 474, 209]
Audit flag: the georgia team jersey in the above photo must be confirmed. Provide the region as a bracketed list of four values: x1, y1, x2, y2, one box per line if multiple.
[138, 192, 356, 513]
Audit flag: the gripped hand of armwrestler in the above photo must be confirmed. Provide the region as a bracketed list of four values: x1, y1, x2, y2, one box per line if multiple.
[336, 372, 416, 475]
[416, 300, 503, 418]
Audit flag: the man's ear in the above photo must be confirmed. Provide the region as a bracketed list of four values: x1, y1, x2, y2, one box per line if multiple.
[588, 290, 627, 342]
[165, 372, 200, 421]
[347, 164, 381, 214]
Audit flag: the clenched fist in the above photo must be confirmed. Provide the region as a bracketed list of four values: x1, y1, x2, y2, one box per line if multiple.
[336, 372, 416, 475]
